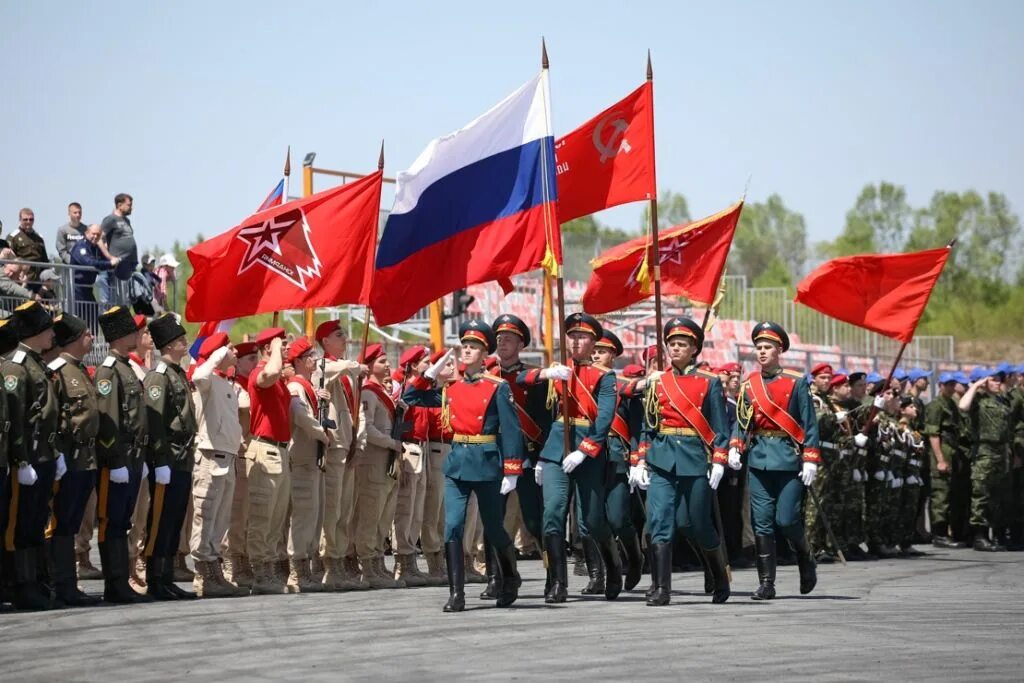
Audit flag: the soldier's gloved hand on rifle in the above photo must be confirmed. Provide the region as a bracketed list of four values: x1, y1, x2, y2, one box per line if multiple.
[562, 450, 587, 473]
[854, 433, 869, 448]
[155, 465, 171, 485]
[708, 463, 725, 490]
[500, 475, 518, 495]
[628, 463, 650, 491]
[55, 453, 67, 481]
[317, 388, 331, 402]
[872, 394, 886, 409]
[906, 475, 920, 485]
[424, 348, 455, 381]
[891, 476, 903, 489]
[728, 447, 743, 470]
[109, 466, 130, 484]
[852, 468, 863, 483]
[535, 461, 544, 485]
[17, 463, 38, 486]
[873, 470, 886, 482]
[799, 462, 818, 487]
[541, 364, 571, 381]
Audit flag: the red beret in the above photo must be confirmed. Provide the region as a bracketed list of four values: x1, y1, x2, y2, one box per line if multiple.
[255, 327, 286, 347]
[361, 343, 384, 365]
[134, 314, 148, 330]
[234, 341, 257, 358]
[198, 332, 230, 360]
[399, 345, 428, 368]
[811, 363, 834, 376]
[286, 337, 313, 363]
[622, 364, 644, 378]
[315, 319, 342, 344]
[642, 345, 660, 364]
[719, 362, 742, 375]
[829, 374, 849, 388]
[429, 349, 448, 364]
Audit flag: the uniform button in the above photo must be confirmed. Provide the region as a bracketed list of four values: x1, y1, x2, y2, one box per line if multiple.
[478, 416, 483, 421]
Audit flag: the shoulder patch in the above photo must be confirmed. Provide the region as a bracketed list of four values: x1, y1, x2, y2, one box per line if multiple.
[97, 378, 113, 396]
[4, 375, 18, 391]
[47, 358, 68, 372]
[148, 385, 163, 401]
[156, 362, 168, 374]
[102, 356, 117, 368]
[12, 350, 26, 364]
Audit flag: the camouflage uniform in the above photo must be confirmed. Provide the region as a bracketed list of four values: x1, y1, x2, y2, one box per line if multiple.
[922, 395, 969, 545]
[865, 412, 899, 557]
[967, 391, 1012, 546]
[807, 393, 838, 558]
[895, 418, 926, 552]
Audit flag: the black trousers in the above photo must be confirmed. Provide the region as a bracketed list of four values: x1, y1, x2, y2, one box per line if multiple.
[144, 469, 192, 558]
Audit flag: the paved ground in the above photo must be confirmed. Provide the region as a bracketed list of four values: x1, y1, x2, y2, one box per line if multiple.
[1, 546, 1022, 681]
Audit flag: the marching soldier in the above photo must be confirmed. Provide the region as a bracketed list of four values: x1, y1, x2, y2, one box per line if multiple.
[896, 396, 926, 556]
[866, 383, 902, 559]
[404, 320, 525, 612]
[222, 340, 258, 588]
[923, 373, 970, 548]
[635, 317, 731, 606]
[392, 345, 430, 587]
[2, 302, 60, 610]
[808, 372, 840, 562]
[141, 313, 198, 600]
[312, 320, 369, 591]
[0, 319, 14, 602]
[519, 312, 623, 604]
[188, 333, 248, 598]
[420, 349, 455, 587]
[95, 305, 150, 604]
[47, 313, 102, 607]
[729, 321, 820, 600]
[809, 363, 833, 401]
[842, 371, 874, 560]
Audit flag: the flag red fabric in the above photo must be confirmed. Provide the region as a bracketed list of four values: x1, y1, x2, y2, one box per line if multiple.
[794, 246, 951, 344]
[555, 82, 655, 223]
[186, 171, 382, 322]
[581, 201, 743, 314]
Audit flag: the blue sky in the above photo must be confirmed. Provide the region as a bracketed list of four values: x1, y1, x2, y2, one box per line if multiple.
[2, 1, 1021, 260]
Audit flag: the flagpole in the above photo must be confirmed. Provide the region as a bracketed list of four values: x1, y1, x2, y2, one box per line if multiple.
[271, 148, 291, 330]
[646, 51, 664, 371]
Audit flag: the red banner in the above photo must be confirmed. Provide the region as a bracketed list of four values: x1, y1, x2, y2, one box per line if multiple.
[555, 82, 655, 223]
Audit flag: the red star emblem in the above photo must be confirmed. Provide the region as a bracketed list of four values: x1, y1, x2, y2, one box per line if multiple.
[236, 207, 321, 290]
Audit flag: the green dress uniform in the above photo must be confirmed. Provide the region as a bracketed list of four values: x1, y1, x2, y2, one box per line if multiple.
[732, 321, 820, 600]
[922, 387, 969, 547]
[0, 319, 14, 567]
[967, 389, 1013, 550]
[2, 302, 60, 611]
[46, 312, 103, 606]
[403, 320, 525, 612]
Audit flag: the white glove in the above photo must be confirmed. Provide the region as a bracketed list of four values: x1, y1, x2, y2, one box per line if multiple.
[109, 466, 130, 484]
[906, 475, 919, 486]
[55, 454, 67, 481]
[17, 464, 38, 486]
[543, 364, 571, 381]
[155, 465, 171, 485]
[500, 475, 518, 495]
[209, 345, 230, 366]
[873, 470, 886, 482]
[708, 463, 725, 490]
[891, 477, 903, 489]
[885, 470, 895, 482]
[854, 433, 869, 448]
[834, 410, 847, 421]
[873, 395, 886, 409]
[535, 461, 543, 485]
[852, 468, 863, 483]
[424, 348, 454, 381]
[142, 462, 150, 480]
[562, 450, 587, 474]
[727, 447, 743, 470]
[799, 462, 818, 487]
[627, 465, 641, 490]
[636, 464, 651, 491]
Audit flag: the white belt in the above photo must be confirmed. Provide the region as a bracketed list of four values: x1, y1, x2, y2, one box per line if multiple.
[893, 449, 906, 457]
[909, 459, 921, 467]
[821, 441, 836, 450]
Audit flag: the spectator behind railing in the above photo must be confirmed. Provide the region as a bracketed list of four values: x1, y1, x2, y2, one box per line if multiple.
[7, 207, 48, 289]
[0, 247, 33, 301]
[70, 224, 118, 308]
[98, 193, 138, 306]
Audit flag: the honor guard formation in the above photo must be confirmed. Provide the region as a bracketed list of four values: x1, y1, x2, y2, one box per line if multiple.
[1, 305, 1021, 612]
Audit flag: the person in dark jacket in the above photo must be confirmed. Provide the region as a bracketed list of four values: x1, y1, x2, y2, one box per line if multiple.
[70, 224, 118, 321]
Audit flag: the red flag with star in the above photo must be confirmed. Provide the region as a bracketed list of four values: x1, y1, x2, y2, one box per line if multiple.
[581, 200, 743, 314]
[186, 170, 383, 322]
[555, 82, 656, 223]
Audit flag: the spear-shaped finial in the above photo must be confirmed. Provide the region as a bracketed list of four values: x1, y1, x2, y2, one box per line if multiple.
[646, 49, 653, 81]
[541, 38, 549, 69]
[284, 145, 291, 177]
[378, 140, 385, 171]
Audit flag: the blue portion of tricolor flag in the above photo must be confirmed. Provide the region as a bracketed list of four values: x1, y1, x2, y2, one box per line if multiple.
[258, 179, 285, 212]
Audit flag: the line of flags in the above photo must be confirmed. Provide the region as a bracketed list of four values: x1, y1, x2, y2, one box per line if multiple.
[185, 48, 952, 353]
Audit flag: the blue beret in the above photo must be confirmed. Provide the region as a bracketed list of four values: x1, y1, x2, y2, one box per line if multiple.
[968, 366, 989, 383]
[866, 372, 883, 384]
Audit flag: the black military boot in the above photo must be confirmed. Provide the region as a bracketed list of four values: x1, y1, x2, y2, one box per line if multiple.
[646, 543, 671, 606]
[163, 557, 197, 599]
[644, 542, 657, 600]
[620, 533, 643, 591]
[973, 527, 998, 552]
[990, 528, 1007, 552]
[12, 548, 51, 611]
[751, 534, 776, 601]
[597, 536, 623, 601]
[443, 541, 465, 612]
[702, 545, 731, 604]
[544, 534, 568, 604]
[694, 543, 714, 595]
[790, 532, 818, 595]
[38, 541, 61, 608]
[52, 536, 100, 607]
[103, 539, 147, 604]
[479, 538, 499, 599]
[494, 543, 521, 608]
[579, 536, 604, 595]
[146, 557, 177, 600]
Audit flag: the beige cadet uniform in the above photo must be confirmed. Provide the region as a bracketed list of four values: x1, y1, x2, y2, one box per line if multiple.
[222, 378, 253, 584]
[392, 439, 428, 585]
[285, 378, 327, 591]
[189, 352, 242, 570]
[350, 382, 403, 588]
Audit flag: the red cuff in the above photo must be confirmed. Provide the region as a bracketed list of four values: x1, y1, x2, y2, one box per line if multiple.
[410, 375, 432, 391]
[503, 459, 523, 476]
[802, 447, 822, 464]
[579, 438, 601, 458]
[728, 437, 744, 450]
[523, 368, 544, 384]
[629, 450, 642, 466]
[712, 448, 729, 465]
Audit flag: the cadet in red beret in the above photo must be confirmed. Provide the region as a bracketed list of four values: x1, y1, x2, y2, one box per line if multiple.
[810, 363, 834, 398]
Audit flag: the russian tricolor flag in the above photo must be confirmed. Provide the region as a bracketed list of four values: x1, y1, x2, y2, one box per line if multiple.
[257, 179, 285, 212]
[371, 72, 560, 325]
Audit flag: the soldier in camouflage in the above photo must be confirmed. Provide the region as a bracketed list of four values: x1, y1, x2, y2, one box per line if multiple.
[894, 397, 926, 556]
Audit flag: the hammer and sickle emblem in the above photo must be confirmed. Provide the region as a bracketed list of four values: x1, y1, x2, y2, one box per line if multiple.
[593, 112, 630, 163]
